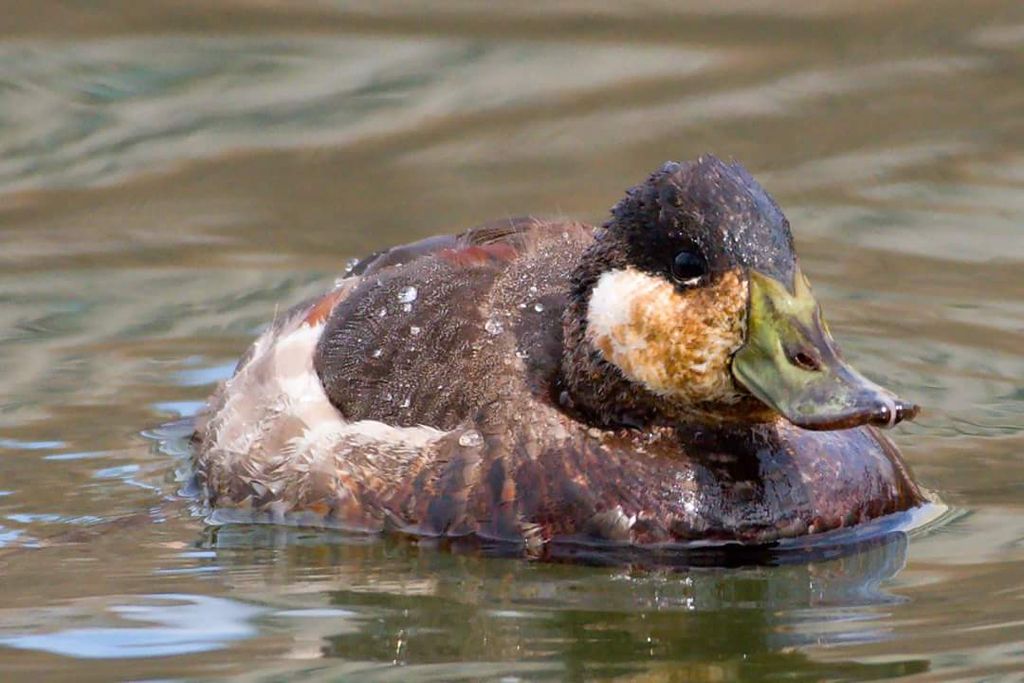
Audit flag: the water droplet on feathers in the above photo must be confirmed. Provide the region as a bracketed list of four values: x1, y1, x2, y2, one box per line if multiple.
[484, 318, 503, 335]
[410, 326, 421, 336]
[397, 286, 418, 304]
[458, 431, 483, 448]
[533, 303, 544, 313]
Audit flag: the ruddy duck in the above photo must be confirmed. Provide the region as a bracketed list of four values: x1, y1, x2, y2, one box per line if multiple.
[192, 156, 923, 552]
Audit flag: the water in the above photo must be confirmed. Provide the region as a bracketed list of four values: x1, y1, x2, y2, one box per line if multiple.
[1, 1, 1022, 679]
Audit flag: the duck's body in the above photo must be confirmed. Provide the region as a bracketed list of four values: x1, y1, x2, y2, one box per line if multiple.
[192, 157, 924, 550]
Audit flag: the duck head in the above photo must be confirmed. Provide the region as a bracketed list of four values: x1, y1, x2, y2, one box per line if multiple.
[563, 155, 918, 431]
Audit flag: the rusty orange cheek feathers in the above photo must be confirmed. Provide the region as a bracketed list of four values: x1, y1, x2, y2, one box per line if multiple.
[585, 269, 748, 404]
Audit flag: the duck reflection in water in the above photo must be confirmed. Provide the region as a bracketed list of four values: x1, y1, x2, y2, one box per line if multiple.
[199, 521, 929, 679]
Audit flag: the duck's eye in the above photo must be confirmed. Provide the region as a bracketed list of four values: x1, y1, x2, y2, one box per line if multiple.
[670, 250, 707, 285]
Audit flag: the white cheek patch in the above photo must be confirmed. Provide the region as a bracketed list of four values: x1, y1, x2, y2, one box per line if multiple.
[586, 268, 667, 359]
[586, 268, 679, 397]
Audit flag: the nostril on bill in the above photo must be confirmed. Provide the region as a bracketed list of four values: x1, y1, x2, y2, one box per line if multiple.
[788, 348, 822, 372]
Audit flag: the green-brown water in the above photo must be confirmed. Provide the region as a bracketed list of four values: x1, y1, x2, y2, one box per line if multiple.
[1, 2, 1022, 680]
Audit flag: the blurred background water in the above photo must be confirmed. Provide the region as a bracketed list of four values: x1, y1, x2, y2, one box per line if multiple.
[0, 1, 1022, 680]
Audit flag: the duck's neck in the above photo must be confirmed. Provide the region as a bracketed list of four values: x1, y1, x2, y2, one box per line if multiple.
[558, 238, 664, 429]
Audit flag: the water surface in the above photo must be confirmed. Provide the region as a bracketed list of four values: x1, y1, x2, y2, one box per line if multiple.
[1, 1, 1022, 680]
